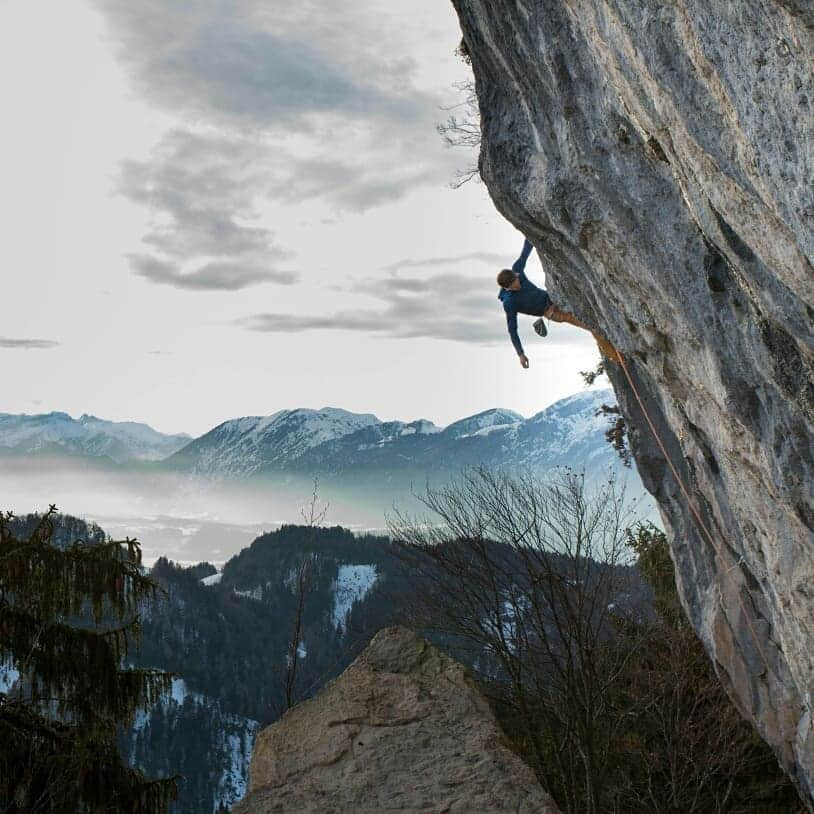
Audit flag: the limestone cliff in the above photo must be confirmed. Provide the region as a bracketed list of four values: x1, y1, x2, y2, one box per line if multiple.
[233, 627, 559, 813]
[451, 0, 813, 802]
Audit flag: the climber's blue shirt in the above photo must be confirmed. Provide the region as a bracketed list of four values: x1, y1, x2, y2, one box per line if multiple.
[498, 239, 551, 356]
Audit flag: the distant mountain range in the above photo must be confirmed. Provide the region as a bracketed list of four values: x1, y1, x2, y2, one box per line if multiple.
[0, 390, 633, 491]
[166, 389, 624, 482]
[0, 412, 190, 463]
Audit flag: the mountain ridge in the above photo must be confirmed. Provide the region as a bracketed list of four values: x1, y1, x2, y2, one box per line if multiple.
[0, 411, 191, 463]
[164, 389, 617, 480]
[1, 391, 620, 476]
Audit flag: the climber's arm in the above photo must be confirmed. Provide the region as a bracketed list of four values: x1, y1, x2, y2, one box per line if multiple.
[505, 304, 528, 367]
[511, 238, 534, 280]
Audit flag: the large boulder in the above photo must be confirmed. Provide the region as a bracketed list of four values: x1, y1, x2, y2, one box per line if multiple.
[233, 626, 559, 813]
[450, 0, 813, 803]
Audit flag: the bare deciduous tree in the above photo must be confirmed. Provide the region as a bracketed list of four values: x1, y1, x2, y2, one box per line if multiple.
[390, 472, 803, 813]
[283, 477, 328, 710]
[437, 78, 481, 188]
[389, 467, 646, 814]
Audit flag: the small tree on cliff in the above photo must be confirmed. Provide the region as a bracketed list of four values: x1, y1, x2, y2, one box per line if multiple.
[437, 41, 481, 187]
[0, 506, 177, 813]
[579, 360, 632, 468]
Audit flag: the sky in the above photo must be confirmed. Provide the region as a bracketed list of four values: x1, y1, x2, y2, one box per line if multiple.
[0, 0, 605, 437]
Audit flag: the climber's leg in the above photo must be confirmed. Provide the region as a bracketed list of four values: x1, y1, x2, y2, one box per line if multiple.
[593, 333, 624, 364]
[544, 304, 624, 363]
[544, 304, 590, 331]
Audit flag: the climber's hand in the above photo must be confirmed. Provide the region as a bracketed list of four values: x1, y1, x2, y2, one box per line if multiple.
[519, 354, 530, 369]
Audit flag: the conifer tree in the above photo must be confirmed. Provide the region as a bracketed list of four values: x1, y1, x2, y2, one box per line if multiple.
[0, 506, 177, 813]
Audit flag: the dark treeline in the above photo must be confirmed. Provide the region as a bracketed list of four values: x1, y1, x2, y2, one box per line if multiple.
[141, 525, 407, 723]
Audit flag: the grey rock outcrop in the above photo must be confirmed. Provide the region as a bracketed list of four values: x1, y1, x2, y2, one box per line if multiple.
[233, 626, 559, 813]
[451, 0, 813, 803]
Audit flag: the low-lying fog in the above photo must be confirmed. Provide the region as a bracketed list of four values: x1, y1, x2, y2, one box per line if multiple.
[0, 456, 445, 565]
[1, 456, 657, 566]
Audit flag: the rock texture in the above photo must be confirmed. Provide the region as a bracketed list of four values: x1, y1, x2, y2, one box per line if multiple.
[233, 627, 559, 813]
[451, 0, 813, 803]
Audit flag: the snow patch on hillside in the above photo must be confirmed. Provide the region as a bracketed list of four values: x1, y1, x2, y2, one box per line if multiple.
[398, 420, 440, 436]
[214, 729, 257, 814]
[462, 423, 518, 439]
[332, 564, 378, 629]
[234, 585, 264, 601]
[128, 673, 259, 812]
[445, 408, 524, 439]
[201, 571, 222, 586]
[0, 665, 20, 693]
[171, 678, 189, 705]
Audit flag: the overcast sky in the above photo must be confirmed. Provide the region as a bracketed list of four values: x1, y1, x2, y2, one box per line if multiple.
[0, 0, 604, 437]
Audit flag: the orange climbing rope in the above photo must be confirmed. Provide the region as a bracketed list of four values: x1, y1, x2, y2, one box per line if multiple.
[612, 350, 773, 675]
[617, 353, 719, 548]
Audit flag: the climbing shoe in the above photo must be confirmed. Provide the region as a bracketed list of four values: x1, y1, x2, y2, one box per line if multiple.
[533, 318, 547, 337]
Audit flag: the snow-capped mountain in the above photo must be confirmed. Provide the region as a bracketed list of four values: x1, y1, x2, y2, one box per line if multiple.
[166, 390, 622, 481]
[0, 412, 189, 463]
[444, 408, 524, 439]
[1, 392, 635, 510]
[165, 407, 382, 476]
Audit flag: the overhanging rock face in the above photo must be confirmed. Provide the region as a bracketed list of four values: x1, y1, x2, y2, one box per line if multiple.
[233, 627, 559, 813]
[451, 0, 813, 802]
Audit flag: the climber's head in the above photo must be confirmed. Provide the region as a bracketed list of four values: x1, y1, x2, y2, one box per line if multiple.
[497, 269, 521, 291]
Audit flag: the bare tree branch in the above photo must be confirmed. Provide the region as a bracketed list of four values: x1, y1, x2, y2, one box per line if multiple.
[437, 78, 481, 189]
[284, 477, 329, 710]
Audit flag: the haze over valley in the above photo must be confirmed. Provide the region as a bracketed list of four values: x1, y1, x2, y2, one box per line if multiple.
[0, 388, 654, 563]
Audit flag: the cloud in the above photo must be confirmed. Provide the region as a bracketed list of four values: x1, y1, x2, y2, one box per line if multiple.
[98, 0, 466, 275]
[94, 0, 434, 130]
[382, 252, 508, 274]
[237, 269, 505, 344]
[117, 130, 293, 290]
[238, 310, 504, 344]
[238, 302, 598, 348]
[127, 254, 293, 291]
[237, 253, 597, 348]
[261, 154, 444, 213]
[0, 338, 60, 350]
[117, 126, 458, 275]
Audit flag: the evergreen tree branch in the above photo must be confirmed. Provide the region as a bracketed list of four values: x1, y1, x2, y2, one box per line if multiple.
[0, 508, 176, 812]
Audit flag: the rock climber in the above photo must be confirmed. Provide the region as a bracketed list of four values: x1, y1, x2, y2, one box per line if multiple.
[497, 237, 622, 368]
